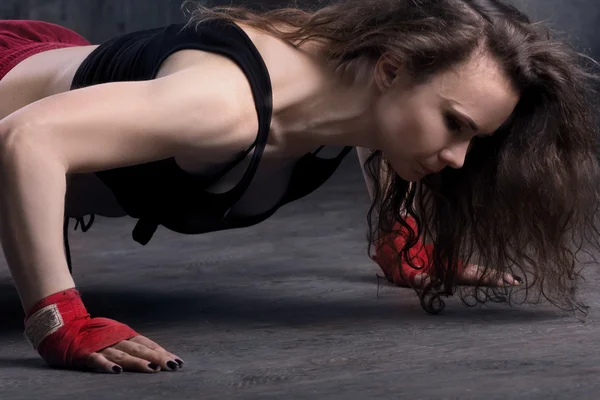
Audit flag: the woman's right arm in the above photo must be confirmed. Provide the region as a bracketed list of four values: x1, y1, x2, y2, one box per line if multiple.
[0, 55, 258, 371]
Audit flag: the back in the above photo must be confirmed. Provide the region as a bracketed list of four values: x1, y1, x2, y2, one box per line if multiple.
[0, 20, 94, 119]
[67, 19, 352, 245]
[70, 19, 280, 244]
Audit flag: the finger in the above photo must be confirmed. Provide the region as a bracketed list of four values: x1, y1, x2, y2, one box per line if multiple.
[459, 264, 481, 283]
[468, 265, 506, 287]
[129, 336, 185, 367]
[128, 335, 165, 352]
[503, 272, 519, 286]
[85, 352, 124, 374]
[114, 340, 179, 371]
[492, 272, 521, 287]
[412, 272, 426, 286]
[112, 341, 166, 371]
[508, 273, 524, 286]
[99, 346, 161, 373]
[412, 273, 435, 288]
[492, 272, 519, 288]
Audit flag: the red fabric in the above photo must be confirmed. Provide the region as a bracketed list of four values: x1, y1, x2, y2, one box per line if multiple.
[372, 217, 466, 286]
[0, 20, 90, 80]
[25, 289, 138, 369]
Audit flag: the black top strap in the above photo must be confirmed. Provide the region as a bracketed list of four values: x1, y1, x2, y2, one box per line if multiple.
[205, 21, 273, 205]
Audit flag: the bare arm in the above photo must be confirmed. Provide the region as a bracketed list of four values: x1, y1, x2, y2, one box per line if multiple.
[357, 146, 396, 210]
[0, 59, 257, 312]
[357, 147, 376, 201]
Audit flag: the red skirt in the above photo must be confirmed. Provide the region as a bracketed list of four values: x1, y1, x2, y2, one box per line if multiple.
[0, 20, 90, 80]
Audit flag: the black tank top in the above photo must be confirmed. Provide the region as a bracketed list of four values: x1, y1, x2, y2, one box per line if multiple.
[71, 20, 352, 245]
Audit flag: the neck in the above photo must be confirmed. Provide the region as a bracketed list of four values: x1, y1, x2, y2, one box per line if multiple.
[270, 54, 380, 154]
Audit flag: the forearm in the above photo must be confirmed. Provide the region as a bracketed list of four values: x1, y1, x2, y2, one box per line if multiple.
[357, 147, 376, 201]
[357, 147, 407, 218]
[0, 128, 74, 312]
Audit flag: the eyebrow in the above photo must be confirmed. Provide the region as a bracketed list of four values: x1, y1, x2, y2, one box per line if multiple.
[454, 110, 480, 132]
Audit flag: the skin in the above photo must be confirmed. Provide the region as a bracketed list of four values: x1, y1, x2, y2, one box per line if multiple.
[370, 51, 520, 182]
[365, 51, 520, 287]
[0, 23, 519, 374]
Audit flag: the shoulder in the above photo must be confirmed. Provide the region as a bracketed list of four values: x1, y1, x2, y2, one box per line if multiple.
[148, 62, 259, 159]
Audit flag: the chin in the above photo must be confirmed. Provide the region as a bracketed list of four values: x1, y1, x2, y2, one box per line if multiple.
[385, 154, 425, 182]
[404, 174, 423, 183]
[395, 166, 424, 183]
[395, 169, 423, 183]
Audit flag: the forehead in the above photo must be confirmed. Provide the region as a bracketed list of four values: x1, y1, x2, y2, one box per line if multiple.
[435, 53, 519, 132]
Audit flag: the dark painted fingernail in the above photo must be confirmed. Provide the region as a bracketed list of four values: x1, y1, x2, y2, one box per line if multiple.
[514, 276, 523, 284]
[167, 361, 178, 370]
[112, 366, 123, 374]
[175, 359, 184, 367]
[148, 363, 160, 370]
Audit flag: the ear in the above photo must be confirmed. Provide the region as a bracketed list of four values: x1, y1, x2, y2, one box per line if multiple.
[374, 54, 401, 92]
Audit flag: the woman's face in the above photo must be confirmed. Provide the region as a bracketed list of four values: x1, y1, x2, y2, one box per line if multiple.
[372, 52, 519, 182]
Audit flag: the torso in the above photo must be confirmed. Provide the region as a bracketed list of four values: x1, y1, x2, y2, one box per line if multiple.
[0, 22, 333, 219]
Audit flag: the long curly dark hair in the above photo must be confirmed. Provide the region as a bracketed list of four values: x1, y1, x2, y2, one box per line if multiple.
[183, 0, 600, 314]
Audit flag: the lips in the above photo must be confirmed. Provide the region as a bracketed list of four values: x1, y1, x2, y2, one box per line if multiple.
[418, 162, 435, 175]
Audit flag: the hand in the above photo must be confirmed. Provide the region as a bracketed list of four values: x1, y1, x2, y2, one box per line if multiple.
[25, 289, 185, 373]
[86, 335, 184, 373]
[372, 221, 523, 288]
[409, 263, 523, 288]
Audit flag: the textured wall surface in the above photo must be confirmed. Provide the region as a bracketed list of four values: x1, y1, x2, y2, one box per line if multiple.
[0, 0, 598, 58]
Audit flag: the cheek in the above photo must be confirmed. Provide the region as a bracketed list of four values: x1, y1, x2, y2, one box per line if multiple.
[375, 101, 412, 154]
[374, 108, 425, 181]
[375, 101, 403, 141]
[376, 102, 441, 160]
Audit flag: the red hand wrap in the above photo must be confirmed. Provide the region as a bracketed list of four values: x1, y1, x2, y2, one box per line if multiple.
[372, 217, 466, 286]
[24, 288, 138, 369]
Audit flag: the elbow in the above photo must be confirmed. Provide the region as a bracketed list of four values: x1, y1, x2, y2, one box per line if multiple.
[0, 120, 66, 174]
[0, 120, 21, 163]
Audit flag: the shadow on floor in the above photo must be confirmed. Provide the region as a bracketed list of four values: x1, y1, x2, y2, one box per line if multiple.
[0, 280, 568, 338]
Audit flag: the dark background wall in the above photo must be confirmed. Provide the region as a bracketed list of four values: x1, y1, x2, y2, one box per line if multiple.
[0, 0, 186, 42]
[0, 0, 598, 57]
[0, 0, 289, 43]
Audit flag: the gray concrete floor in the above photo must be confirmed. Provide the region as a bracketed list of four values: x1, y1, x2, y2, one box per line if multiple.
[1, 153, 600, 399]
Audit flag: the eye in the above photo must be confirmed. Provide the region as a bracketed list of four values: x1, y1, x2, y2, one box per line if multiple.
[444, 113, 463, 134]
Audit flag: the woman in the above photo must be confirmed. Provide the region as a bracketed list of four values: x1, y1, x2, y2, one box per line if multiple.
[1, 0, 598, 375]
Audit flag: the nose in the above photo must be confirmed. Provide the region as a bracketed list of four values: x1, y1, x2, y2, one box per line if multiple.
[439, 140, 470, 169]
